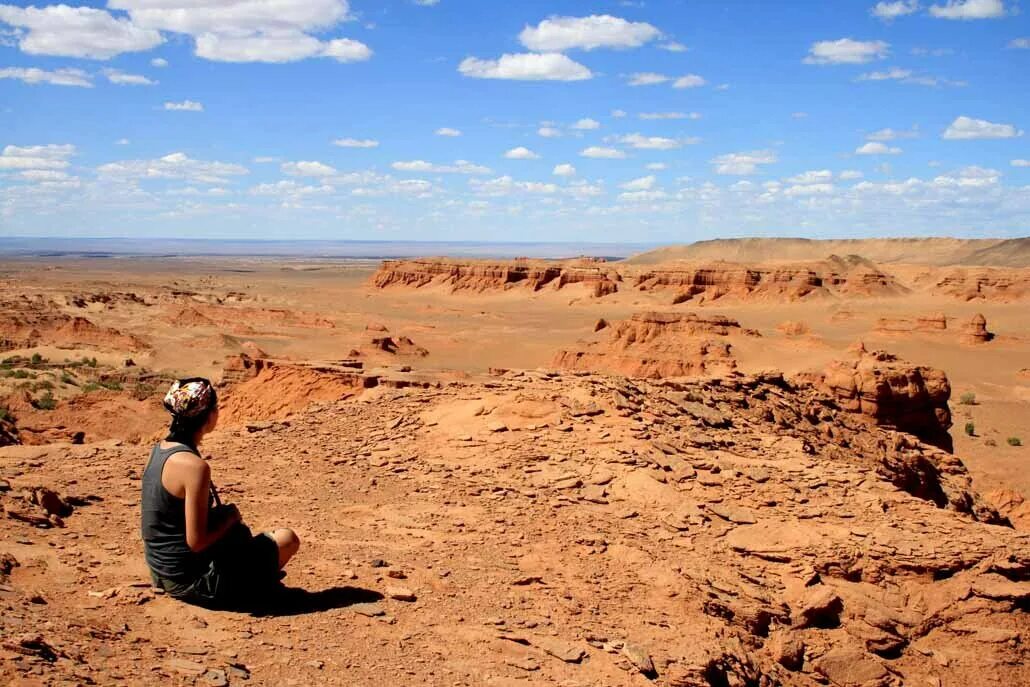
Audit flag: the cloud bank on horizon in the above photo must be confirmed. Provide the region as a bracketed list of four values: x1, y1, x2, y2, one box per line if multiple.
[0, 0, 1027, 242]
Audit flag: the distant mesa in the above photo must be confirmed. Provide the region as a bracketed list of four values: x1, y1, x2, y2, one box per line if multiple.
[635, 255, 908, 304]
[371, 257, 621, 298]
[622, 236, 1030, 268]
[553, 311, 759, 379]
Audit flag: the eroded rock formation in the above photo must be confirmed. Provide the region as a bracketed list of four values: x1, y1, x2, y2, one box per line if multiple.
[553, 311, 759, 379]
[816, 349, 954, 452]
[371, 258, 621, 297]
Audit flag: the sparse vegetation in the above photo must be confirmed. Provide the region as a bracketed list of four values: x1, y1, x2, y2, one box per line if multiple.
[61, 372, 76, 385]
[9, 369, 31, 379]
[32, 391, 57, 411]
[82, 382, 102, 393]
[1008, 437, 1023, 447]
[959, 392, 977, 406]
[133, 382, 158, 401]
[964, 422, 975, 437]
[33, 380, 54, 392]
[30, 352, 45, 365]
[99, 380, 123, 391]
[0, 406, 10, 422]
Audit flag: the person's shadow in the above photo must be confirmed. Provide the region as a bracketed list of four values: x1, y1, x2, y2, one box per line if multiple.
[246, 585, 384, 617]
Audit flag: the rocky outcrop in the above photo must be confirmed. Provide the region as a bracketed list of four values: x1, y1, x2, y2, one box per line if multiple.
[553, 311, 759, 379]
[371, 258, 621, 297]
[0, 297, 148, 352]
[817, 349, 953, 452]
[635, 256, 906, 304]
[930, 267, 1030, 301]
[961, 313, 993, 344]
[875, 312, 948, 333]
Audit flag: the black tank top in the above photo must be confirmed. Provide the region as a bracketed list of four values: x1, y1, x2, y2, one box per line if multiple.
[140, 443, 212, 584]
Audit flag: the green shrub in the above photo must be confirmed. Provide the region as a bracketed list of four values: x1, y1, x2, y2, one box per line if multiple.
[958, 392, 977, 406]
[30, 353, 44, 365]
[61, 373, 76, 385]
[82, 382, 101, 393]
[32, 380, 54, 391]
[964, 422, 975, 437]
[99, 380, 122, 391]
[1008, 437, 1023, 447]
[32, 391, 57, 411]
[11, 369, 30, 379]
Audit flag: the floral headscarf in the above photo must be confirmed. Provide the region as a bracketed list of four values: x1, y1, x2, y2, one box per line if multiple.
[163, 378, 215, 419]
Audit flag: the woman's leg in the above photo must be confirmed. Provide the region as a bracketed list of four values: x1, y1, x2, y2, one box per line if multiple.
[267, 528, 300, 569]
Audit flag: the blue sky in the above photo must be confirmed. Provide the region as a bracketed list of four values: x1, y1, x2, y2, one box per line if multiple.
[1, 0, 1028, 243]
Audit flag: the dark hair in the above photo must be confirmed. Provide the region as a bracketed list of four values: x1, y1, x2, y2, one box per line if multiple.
[165, 381, 218, 450]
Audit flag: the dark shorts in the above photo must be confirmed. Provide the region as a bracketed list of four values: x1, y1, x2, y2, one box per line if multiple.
[154, 530, 280, 610]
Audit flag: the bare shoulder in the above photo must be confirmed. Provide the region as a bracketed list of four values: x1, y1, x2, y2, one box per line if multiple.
[162, 448, 210, 494]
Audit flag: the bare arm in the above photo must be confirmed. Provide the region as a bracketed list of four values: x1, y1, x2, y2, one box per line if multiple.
[183, 460, 240, 553]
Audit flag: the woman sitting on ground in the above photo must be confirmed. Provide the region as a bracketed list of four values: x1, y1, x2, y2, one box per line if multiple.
[141, 378, 300, 608]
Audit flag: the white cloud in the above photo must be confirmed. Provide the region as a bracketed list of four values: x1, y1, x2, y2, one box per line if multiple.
[639, 111, 700, 120]
[672, 74, 706, 88]
[659, 41, 687, 52]
[0, 144, 75, 171]
[711, 150, 777, 175]
[0, 4, 163, 59]
[867, 126, 919, 141]
[459, 52, 592, 81]
[856, 142, 902, 154]
[106, 0, 369, 64]
[840, 169, 865, 179]
[646, 162, 668, 171]
[17, 169, 71, 182]
[103, 68, 156, 86]
[518, 15, 661, 52]
[1009, 38, 1030, 49]
[784, 183, 835, 197]
[620, 175, 656, 191]
[281, 160, 337, 177]
[435, 127, 462, 137]
[929, 0, 1007, 19]
[871, 1, 921, 20]
[115, 138, 130, 146]
[785, 169, 833, 184]
[391, 160, 491, 174]
[193, 33, 370, 63]
[505, 146, 540, 160]
[803, 38, 889, 65]
[618, 190, 668, 203]
[611, 109, 627, 118]
[1012, 159, 1030, 167]
[151, 57, 168, 67]
[942, 115, 1023, 140]
[538, 126, 562, 138]
[581, 146, 626, 159]
[618, 133, 699, 150]
[470, 175, 558, 196]
[0, 66, 92, 87]
[857, 67, 964, 86]
[333, 138, 379, 148]
[553, 163, 576, 177]
[164, 100, 203, 112]
[571, 118, 600, 130]
[627, 72, 669, 86]
[99, 152, 248, 184]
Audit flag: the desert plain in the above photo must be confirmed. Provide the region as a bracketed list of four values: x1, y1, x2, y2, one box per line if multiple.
[0, 236, 1028, 686]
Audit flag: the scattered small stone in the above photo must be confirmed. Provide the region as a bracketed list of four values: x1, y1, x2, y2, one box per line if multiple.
[385, 585, 417, 602]
[351, 602, 386, 617]
[370, 559, 388, 568]
[386, 569, 407, 579]
[202, 668, 228, 687]
[163, 658, 206, 676]
[622, 642, 657, 678]
[534, 637, 586, 664]
[511, 575, 544, 586]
